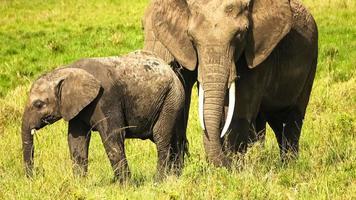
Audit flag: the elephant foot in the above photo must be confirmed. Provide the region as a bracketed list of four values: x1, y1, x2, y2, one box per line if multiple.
[280, 148, 299, 163]
[154, 167, 173, 182]
[72, 164, 88, 178]
[154, 163, 181, 182]
[112, 160, 131, 183]
[113, 170, 131, 183]
[154, 172, 166, 183]
[207, 153, 232, 168]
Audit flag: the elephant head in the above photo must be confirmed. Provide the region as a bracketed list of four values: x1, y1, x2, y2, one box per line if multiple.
[21, 68, 100, 177]
[146, 0, 292, 166]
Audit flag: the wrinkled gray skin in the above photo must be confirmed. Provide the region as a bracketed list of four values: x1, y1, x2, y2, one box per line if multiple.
[21, 51, 187, 180]
[143, 0, 318, 166]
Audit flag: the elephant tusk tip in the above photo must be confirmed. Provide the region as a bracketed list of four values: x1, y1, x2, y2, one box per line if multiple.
[220, 130, 227, 138]
[31, 129, 36, 135]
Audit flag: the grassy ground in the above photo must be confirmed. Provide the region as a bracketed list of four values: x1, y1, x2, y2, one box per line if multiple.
[0, 0, 355, 199]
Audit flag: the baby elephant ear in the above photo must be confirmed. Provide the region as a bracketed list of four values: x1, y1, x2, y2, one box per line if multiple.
[245, 0, 292, 68]
[57, 68, 101, 121]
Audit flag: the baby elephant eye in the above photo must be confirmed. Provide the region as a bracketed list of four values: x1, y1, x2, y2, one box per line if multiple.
[33, 100, 45, 109]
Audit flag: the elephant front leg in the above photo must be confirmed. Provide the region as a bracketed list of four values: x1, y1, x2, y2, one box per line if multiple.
[224, 118, 251, 154]
[68, 119, 91, 177]
[99, 128, 130, 182]
[250, 112, 267, 144]
[223, 70, 265, 157]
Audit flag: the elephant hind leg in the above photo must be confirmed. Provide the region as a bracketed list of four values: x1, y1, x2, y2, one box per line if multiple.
[268, 56, 316, 162]
[153, 88, 185, 180]
[266, 108, 303, 162]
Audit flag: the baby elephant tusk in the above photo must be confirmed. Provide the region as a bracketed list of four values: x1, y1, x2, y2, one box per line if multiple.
[221, 82, 236, 138]
[31, 129, 36, 135]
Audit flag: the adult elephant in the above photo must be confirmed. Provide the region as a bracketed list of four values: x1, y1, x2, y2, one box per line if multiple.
[143, 0, 318, 166]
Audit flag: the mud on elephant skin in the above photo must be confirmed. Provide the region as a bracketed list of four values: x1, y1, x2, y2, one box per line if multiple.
[21, 50, 187, 181]
[143, 0, 318, 165]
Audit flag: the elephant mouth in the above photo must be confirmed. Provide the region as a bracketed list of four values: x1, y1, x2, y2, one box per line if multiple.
[42, 115, 59, 124]
[33, 115, 60, 131]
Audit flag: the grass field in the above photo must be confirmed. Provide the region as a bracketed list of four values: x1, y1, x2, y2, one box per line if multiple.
[0, 0, 355, 199]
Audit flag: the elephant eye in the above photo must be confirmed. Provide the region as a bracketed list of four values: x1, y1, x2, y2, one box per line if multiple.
[33, 100, 45, 109]
[225, 4, 235, 14]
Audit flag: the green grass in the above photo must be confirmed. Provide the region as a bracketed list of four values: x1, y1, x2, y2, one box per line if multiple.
[0, 0, 355, 199]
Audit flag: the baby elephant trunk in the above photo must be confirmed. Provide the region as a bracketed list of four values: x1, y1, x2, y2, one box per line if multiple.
[21, 109, 34, 178]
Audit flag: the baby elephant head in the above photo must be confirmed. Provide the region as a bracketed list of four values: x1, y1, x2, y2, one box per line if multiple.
[21, 67, 101, 177]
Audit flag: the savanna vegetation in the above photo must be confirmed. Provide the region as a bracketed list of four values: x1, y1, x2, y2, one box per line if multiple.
[0, 0, 355, 199]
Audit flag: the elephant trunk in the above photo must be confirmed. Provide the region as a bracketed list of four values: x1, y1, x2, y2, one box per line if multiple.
[198, 45, 236, 167]
[202, 75, 227, 166]
[21, 108, 34, 177]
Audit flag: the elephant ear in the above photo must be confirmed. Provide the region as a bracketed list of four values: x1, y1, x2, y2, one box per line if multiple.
[57, 69, 101, 121]
[142, 3, 174, 63]
[245, 0, 292, 68]
[151, 0, 197, 70]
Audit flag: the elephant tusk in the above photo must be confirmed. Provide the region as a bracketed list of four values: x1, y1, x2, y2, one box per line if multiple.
[221, 82, 236, 138]
[198, 84, 205, 131]
[31, 129, 36, 135]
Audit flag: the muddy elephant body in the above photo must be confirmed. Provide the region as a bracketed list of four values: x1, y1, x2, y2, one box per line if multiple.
[143, 0, 318, 165]
[21, 51, 187, 180]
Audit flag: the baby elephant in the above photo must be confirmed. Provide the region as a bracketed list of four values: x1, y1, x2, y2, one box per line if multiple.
[21, 50, 187, 181]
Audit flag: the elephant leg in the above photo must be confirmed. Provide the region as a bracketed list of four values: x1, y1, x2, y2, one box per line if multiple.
[99, 124, 130, 182]
[68, 119, 91, 177]
[176, 68, 194, 159]
[153, 90, 183, 180]
[224, 90, 263, 155]
[250, 112, 267, 144]
[267, 109, 303, 162]
[154, 65, 197, 175]
[152, 125, 171, 181]
[223, 61, 267, 156]
[224, 113, 268, 155]
[169, 109, 188, 176]
[225, 118, 251, 154]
